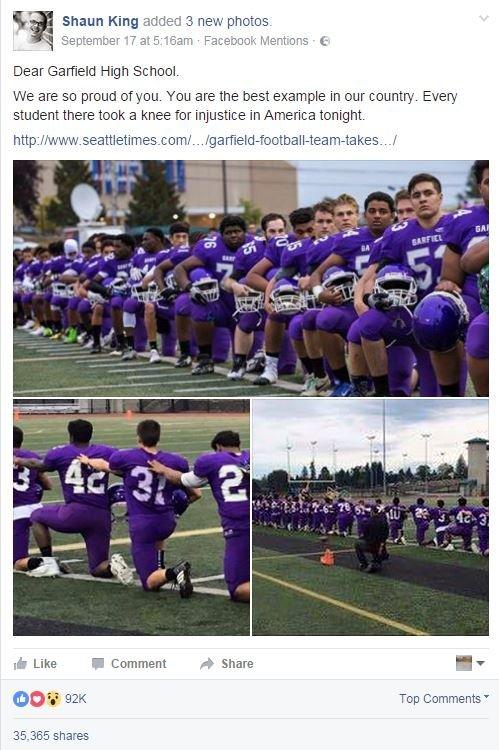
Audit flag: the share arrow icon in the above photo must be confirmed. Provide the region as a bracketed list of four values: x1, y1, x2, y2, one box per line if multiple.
[200, 657, 214, 670]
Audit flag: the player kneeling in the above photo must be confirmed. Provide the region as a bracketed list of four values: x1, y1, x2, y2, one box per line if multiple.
[149, 430, 250, 603]
[80, 420, 201, 596]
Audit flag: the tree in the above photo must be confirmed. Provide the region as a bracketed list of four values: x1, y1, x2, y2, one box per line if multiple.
[318, 466, 332, 481]
[266, 470, 289, 495]
[437, 462, 454, 479]
[45, 161, 95, 227]
[309, 461, 317, 480]
[455, 454, 467, 479]
[456, 165, 480, 203]
[416, 464, 430, 481]
[238, 198, 261, 227]
[300, 465, 309, 479]
[128, 161, 185, 226]
[13, 161, 41, 222]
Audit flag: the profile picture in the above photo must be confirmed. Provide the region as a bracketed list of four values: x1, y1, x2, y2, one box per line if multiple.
[13, 11, 53, 51]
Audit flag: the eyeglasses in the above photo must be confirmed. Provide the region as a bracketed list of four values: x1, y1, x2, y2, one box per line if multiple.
[29, 20, 44, 27]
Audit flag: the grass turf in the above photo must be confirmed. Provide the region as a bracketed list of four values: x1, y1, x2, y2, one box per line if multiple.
[14, 329, 477, 397]
[252, 522, 488, 636]
[13, 412, 250, 636]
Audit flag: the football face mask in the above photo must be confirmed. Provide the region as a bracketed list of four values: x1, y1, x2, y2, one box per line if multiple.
[322, 266, 358, 303]
[373, 265, 418, 307]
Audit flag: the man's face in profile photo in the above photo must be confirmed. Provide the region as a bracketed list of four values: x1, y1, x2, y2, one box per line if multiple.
[26, 11, 47, 42]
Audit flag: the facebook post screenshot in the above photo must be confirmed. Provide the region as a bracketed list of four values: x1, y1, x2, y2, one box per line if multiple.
[1, 0, 494, 747]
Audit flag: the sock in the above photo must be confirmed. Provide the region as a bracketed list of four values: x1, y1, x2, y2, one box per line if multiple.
[92, 325, 101, 346]
[52, 320, 62, 332]
[165, 567, 176, 582]
[332, 366, 350, 384]
[299, 356, 313, 374]
[157, 550, 165, 569]
[440, 383, 460, 397]
[198, 344, 212, 359]
[40, 545, 52, 557]
[116, 333, 126, 347]
[179, 340, 191, 356]
[372, 374, 390, 396]
[311, 357, 326, 379]
[149, 340, 158, 351]
[126, 335, 134, 348]
[27, 557, 43, 571]
[233, 354, 247, 368]
[266, 351, 279, 360]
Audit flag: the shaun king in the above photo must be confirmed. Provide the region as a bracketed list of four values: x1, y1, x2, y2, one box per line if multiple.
[62, 15, 140, 30]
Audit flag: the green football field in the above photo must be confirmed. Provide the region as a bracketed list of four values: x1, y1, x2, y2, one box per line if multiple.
[13, 329, 300, 397]
[13, 329, 476, 397]
[13, 412, 250, 636]
[252, 504, 488, 636]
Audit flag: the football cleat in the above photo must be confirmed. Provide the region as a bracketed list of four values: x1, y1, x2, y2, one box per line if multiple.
[110, 554, 134, 585]
[301, 375, 317, 396]
[227, 356, 247, 380]
[191, 358, 214, 375]
[253, 364, 278, 385]
[28, 557, 61, 578]
[43, 327, 53, 337]
[245, 350, 266, 373]
[149, 349, 161, 364]
[21, 320, 36, 330]
[174, 354, 192, 368]
[50, 331, 63, 341]
[90, 344, 102, 355]
[170, 560, 193, 598]
[121, 348, 137, 361]
[31, 326, 46, 337]
[63, 328, 78, 344]
[329, 381, 354, 397]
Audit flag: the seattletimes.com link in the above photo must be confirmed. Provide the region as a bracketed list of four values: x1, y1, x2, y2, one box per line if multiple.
[13, 131, 394, 149]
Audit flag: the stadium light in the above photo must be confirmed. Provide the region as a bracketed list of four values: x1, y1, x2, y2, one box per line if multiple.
[421, 433, 431, 495]
[286, 439, 293, 480]
[332, 443, 338, 480]
[366, 435, 375, 490]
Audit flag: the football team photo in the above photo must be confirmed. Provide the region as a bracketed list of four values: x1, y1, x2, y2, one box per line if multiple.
[252, 398, 488, 636]
[13, 398, 250, 636]
[13, 159, 489, 398]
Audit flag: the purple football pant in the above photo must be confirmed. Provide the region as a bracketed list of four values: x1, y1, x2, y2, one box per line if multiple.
[435, 529, 447, 546]
[389, 521, 403, 541]
[447, 524, 472, 548]
[337, 514, 353, 534]
[224, 530, 250, 599]
[317, 304, 357, 338]
[415, 521, 429, 545]
[21, 292, 34, 305]
[128, 513, 176, 589]
[477, 530, 489, 554]
[356, 518, 368, 537]
[238, 311, 264, 334]
[13, 518, 31, 563]
[31, 503, 111, 573]
[465, 311, 488, 359]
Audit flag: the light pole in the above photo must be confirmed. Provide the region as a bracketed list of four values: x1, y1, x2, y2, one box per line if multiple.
[310, 441, 317, 480]
[421, 433, 431, 495]
[402, 453, 408, 484]
[374, 448, 380, 489]
[439, 451, 446, 480]
[366, 435, 375, 490]
[332, 443, 338, 482]
[286, 439, 292, 481]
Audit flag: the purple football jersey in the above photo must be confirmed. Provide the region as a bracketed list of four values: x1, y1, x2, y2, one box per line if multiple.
[50, 255, 85, 278]
[43, 444, 116, 509]
[264, 235, 292, 267]
[279, 237, 312, 276]
[13, 449, 43, 506]
[314, 226, 377, 277]
[449, 505, 475, 529]
[472, 506, 489, 531]
[371, 214, 454, 298]
[108, 448, 189, 516]
[193, 450, 250, 534]
[81, 255, 105, 281]
[442, 205, 489, 298]
[98, 256, 133, 283]
[409, 503, 431, 524]
[431, 507, 451, 527]
[233, 240, 265, 276]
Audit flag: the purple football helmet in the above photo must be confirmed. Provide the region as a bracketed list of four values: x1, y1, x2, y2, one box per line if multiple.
[413, 291, 469, 352]
[172, 489, 189, 516]
[188, 268, 220, 303]
[322, 266, 358, 303]
[374, 264, 418, 307]
[270, 278, 303, 314]
[108, 483, 126, 505]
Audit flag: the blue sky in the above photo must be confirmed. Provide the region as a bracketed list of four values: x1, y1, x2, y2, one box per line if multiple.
[252, 400, 488, 477]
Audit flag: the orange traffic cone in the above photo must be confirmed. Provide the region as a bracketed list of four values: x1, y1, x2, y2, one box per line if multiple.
[126, 410, 133, 419]
[14, 409, 20, 421]
[320, 548, 334, 566]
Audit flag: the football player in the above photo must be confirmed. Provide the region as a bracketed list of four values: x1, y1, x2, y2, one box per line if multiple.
[13, 426, 54, 575]
[408, 497, 432, 545]
[149, 430, 250, 603]
[394, 189, 416, 222]
[80, 419, 200, 594]
[385, 496, 406, 544]
[174, 216, 248, 375]
[461, 237, 489, 396]
[472, 498, 489, 556]
[14, 419, 129, 580]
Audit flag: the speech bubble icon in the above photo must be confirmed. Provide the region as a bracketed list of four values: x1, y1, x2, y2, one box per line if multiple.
[92, 657, 104, 670]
